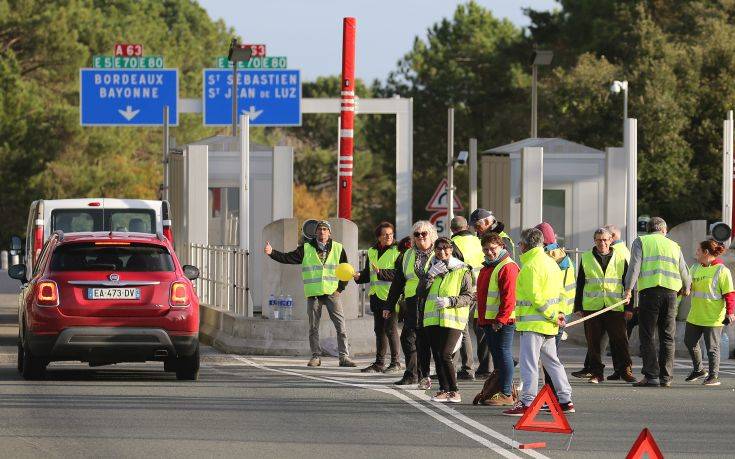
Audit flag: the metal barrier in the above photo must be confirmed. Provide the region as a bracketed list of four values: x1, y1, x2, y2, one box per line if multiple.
[185, 243, 249, 316]
[357, 249, 369, 316]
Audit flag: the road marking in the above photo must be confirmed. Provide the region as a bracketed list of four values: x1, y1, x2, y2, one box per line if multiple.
[229, 355, 543, 458]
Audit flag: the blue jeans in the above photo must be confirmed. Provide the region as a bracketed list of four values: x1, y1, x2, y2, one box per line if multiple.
[484, 323, 516, 395]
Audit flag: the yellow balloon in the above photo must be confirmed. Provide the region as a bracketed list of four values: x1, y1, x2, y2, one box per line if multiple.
[335, 263, 356, 281]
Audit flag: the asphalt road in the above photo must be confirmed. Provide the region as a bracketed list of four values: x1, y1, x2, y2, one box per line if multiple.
[0, 285, 733, 458]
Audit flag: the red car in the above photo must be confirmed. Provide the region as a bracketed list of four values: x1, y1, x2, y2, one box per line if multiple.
[9, 231, 200, 380]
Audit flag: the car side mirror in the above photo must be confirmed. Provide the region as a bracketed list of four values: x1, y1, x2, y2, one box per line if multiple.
[8, 264, 27, 283]
[183, 265, 199, 280]
[10, 235, 22, 252]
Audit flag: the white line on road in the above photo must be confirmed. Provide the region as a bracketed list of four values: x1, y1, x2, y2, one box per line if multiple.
[229, 355, 544, 459]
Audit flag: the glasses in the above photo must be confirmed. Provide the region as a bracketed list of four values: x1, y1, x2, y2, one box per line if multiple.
[413, 231, 428, 238]
[434, 245, 452, 252]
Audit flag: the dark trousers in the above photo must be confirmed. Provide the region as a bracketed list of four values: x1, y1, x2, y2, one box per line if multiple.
[684, 323, 722, 377]
[400, 297, 430, 380]
[427, 326, 463, 392]
[638, 288, 678, 382]
[484, 323, 516, 395]
[459, 315, 491, 373]
[583, 310, 632, 376]
[370, 295, 399, 366]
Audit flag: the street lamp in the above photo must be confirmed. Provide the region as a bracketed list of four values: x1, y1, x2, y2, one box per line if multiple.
[610, 80, 629, 132]
[531, 50, 553, 138]
[228, 38, 253, 136]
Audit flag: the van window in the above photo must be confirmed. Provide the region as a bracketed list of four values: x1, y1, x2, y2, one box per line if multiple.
[51, 209, 156, 234]
[50, 243, 174, 272]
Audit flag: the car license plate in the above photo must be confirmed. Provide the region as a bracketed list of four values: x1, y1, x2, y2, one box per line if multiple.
[87, 288, 140, 300]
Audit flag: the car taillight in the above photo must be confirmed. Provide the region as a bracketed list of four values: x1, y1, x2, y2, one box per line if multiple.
[170, 282, 189, 307]
[36, 281, 59, 307]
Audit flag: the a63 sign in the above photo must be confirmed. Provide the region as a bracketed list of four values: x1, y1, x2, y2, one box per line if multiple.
[244, 44, 266, 57]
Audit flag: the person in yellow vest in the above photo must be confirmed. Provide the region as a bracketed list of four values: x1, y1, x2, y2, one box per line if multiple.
[385, 221, 438, 388]
[422, 237, 474, 403]
[624, 217, 691, 387]
[470, 208, 515, 260]
[683, 240, 735, 386]
[353, 222, 401, 373]
[265, 220, 356, 368]
[503, 228, 575, 416]
[450, 216, 491, 380]
[573, 227, 635, 383]
[477, 233, 520, 405]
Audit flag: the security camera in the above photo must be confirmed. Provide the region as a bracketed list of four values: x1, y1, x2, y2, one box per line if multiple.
[456, 150, 469, 165]
[610, 80, 627, 94]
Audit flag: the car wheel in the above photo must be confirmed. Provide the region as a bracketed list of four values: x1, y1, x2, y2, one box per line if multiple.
[175, 345, 199, 381]
[21, 339, 45, 380]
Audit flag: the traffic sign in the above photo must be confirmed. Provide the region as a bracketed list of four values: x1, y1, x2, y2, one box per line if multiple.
[426, 178, 463, 211]
[215, 56, 288, 69]
[429, 210, 448, 236]
[202, 69, 301, 126]
[93, 55, 165, 69]
[79, 68, 178, 126]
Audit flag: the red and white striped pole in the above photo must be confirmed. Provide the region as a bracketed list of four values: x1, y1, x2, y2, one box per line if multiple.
[338, 17, 356, 219]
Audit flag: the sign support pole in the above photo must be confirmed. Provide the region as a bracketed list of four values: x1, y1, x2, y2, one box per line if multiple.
[162, 105, 169, 201]
[240, 114, 250, 252]
[232, 61, 238, 136]
[469, 138, 478, 213]
[724, 110, 734, 235]
[338, 17, 356, 220]
[447, 108, 455, 231]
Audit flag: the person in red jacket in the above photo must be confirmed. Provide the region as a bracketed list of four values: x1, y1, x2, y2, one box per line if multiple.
[476, 233, 520, 405]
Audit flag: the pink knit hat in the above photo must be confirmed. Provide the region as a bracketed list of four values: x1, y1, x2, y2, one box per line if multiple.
[534, 222, 556, 245]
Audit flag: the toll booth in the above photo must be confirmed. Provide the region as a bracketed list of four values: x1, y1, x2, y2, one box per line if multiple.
[481, 138, 613, 250]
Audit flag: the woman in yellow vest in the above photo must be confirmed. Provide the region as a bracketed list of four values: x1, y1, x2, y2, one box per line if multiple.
[353, 222, 401, 374]
[684, 240, 735, 386]
[422, 237, 474, 403]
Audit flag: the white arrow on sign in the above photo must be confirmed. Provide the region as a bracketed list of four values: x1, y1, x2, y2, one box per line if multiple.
[118, 105, 140, 121]
[241, 105, 263, 120]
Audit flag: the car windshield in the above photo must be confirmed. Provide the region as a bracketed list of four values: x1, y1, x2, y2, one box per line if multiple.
[50, 242, 174, 272]
[51, 209, 156, 234]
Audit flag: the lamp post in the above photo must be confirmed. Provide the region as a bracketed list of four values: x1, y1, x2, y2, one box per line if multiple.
[228, 38, 253, 136]
[611, 80, 629, 141]
[531, 50, 553, 138]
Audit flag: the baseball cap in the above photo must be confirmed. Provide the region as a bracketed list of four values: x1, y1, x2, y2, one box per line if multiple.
[469, 208, 494, 226]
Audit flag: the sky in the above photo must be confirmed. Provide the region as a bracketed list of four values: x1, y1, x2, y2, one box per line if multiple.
[198, 0, 559, 83]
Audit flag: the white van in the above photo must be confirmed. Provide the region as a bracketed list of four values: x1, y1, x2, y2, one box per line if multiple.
[21, 198, 173, 271]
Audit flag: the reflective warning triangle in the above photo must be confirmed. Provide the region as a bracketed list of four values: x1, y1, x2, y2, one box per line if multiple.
[625, 428, 664, 459]
[514, 385, 573, 434]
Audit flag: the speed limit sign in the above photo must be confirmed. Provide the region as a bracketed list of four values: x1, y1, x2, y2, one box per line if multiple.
[430, 210, 448, 237]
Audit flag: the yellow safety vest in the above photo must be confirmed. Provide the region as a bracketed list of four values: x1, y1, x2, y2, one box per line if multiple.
[402, 248, 434, 298]
[687, 263, 734, 327]
[484, 256, 517, 320]
[581, 249, 626, 311]
[560, 263, 576, 315]
[424, 265, 471, 330]
[613, 241, 631, 261]
[301, 242, 342, 297]
[638, 234, 683, 292]
[498, 230, 516, 260]
[367, 246, 399, 301]
[452, 234, 484, 271]
[515, 246, 562, 335]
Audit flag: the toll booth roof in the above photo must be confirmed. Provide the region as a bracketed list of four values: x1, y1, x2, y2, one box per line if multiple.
[482, 137, 604, 156]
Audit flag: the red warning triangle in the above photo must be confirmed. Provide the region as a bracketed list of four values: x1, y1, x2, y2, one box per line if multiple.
[514, 385, 573, 434]
[625, 428, 664, 459]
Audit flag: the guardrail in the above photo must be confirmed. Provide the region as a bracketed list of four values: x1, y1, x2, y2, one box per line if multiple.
[184, 243, 249, 316]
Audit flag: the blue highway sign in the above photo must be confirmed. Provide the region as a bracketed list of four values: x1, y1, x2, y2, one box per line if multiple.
[203, 69, 301, 126]
[80, 68, 179, 126]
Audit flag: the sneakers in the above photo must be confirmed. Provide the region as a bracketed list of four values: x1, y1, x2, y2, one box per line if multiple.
[475, 371, 492, 379]
[588, 375, 603, 384]
[685, 369, 708, 382]
[431, 391, 450, 402]
[307, 356, 321, 367]
[703, 375, 721, 386]
[571, 369, 594, 379]
[632, 378, 659, 387]
[418, 377, 432, 390]
[446, 391, 462, 403]
[339, 357, 357, 367]
[606, 371, 621, 381]
[560, 402, 575, 413]
[457, 369, 475, 381]
[383, 362, 402, 374]
[620, 371, 637, 383]
[361, 363, 384, 373]
[484, 392, 515, 406]
[502, 402, 528, 416]
[660, 381, 672, 388]
[394, 376, 417, 386]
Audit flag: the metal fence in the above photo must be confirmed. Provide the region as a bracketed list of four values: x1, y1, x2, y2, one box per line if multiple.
[185, 243, 250, 316]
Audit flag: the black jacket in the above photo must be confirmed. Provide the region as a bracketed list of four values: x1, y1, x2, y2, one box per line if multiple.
[269, 238, 349, 292]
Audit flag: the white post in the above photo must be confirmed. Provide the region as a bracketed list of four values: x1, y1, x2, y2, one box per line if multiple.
[625, 118, 638, 245]
[723, 111, 733, 231]
[240, 114, 250, 251]
[447, 108, 455, 231]
[469, 138, 478, 213]
[605, 147, 627, 238]
[520, 147, 543, 230]
[395, 98, 413, 238]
